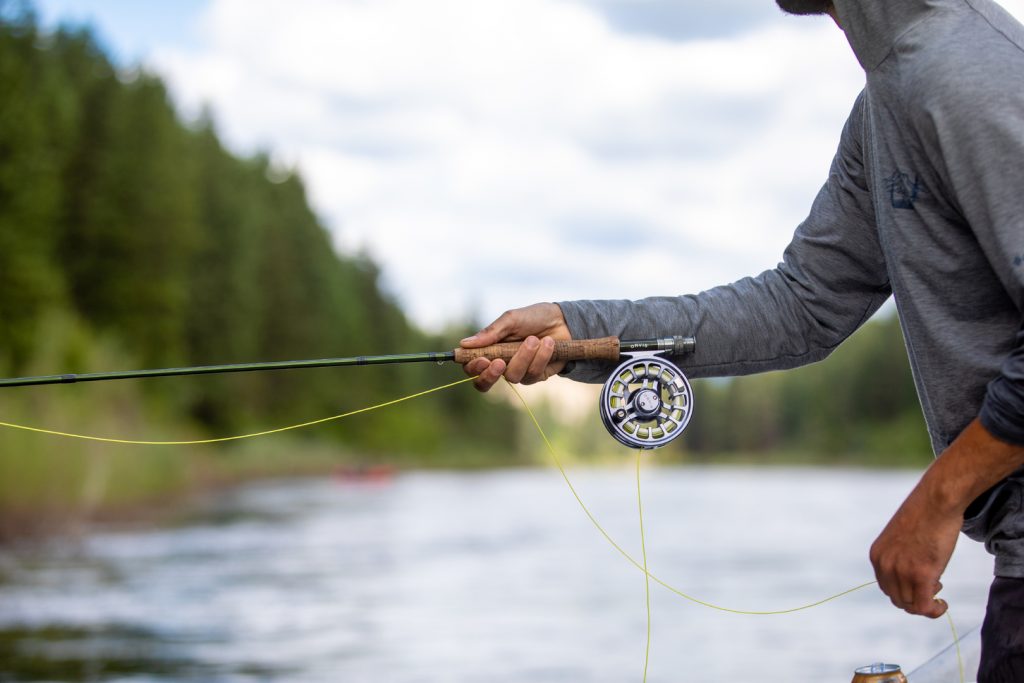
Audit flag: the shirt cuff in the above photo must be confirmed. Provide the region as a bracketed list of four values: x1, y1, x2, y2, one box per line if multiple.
[981, 375, 1024, 446]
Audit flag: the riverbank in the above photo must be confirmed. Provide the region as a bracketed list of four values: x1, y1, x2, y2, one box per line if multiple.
[0, 433, 345, 543]
[0, 420, 541, 544]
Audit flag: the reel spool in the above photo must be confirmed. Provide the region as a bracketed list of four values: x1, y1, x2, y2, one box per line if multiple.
[599, 352, 693, 449]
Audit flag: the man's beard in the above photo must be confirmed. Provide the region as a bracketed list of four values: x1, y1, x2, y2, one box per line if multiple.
[775, 0, 832, 15]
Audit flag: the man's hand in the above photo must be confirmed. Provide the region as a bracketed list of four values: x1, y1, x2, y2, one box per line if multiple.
[460, 303, 572, 392]
[870, 418, 1024, 617]
[869, 485, 961, 618]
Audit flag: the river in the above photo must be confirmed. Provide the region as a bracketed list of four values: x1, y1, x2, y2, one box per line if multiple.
[0, 466, 993, 682]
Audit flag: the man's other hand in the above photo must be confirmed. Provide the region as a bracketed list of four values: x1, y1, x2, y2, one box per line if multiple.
[869, 485, 960, 618]
[459, 303, 572, 392]
[870, 419, 1024, 618]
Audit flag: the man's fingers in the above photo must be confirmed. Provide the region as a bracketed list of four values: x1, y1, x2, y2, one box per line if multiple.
[465, 335, 562, 391]
[469, 358, 506, 393]
[871, 549, 937, 615]
[463, 357, 490, 377]
[460, 329, 501, 349]
[460, 311, 518, 349]
[908, 579, 946, 617]
[885, 570, 946, 618]
[904, 593, 948, 618]
[504, 336, 541, 384]
[522, 337, 556, 385]
[929, 597, 949, 618]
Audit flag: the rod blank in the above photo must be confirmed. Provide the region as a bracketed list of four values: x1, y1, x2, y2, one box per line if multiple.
[0, 336, 695, 388]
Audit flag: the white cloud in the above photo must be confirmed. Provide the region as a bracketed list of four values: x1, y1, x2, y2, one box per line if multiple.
[152, 0, 1024, 331]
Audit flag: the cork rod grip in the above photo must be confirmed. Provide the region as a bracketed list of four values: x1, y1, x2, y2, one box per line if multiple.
[453, 336, 621, 365]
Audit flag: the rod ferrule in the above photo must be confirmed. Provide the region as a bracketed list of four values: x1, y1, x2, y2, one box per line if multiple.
[652, 337, 696, 355]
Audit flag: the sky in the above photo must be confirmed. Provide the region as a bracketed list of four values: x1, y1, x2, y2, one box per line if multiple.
[32, 0, 1024, 332]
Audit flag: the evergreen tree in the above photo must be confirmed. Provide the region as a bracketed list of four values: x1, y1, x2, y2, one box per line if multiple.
[61, 68, 199, 366]
[0, 8, 72, 368]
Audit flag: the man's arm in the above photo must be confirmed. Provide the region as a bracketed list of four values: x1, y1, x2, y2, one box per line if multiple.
[871, 419, 1024, 617]
[464, 93, 891, 391]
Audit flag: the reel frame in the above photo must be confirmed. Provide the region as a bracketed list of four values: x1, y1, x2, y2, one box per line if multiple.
[599, 350, 694, 450]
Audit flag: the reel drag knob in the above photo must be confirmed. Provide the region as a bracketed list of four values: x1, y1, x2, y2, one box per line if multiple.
[632, 386, 663, 420]
[599, 353, 693, 450]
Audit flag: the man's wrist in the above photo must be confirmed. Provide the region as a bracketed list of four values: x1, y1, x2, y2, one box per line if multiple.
[922, 419, 1024, 517]
[916, 463, 974, 519]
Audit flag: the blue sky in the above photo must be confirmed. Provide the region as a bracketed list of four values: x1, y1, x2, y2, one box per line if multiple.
[26, 0, 1024, 333]
[34, 0, 206, 62]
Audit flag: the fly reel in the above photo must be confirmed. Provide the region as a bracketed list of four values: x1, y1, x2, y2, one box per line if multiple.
[599, 351, 693, 449]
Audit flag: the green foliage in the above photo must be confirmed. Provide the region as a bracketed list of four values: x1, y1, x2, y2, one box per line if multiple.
[0, 313, 196, 532]
[0, 9, 73, 367]
[61, 68, 200, 367]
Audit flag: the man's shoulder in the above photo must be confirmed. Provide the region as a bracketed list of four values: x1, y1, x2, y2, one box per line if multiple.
[891, 3, 1024, 123]
[962, 0, 1024, 50]
[900, 2, 1024, 86]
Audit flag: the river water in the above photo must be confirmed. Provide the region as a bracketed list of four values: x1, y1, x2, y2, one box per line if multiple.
[0, 466, 993, 682]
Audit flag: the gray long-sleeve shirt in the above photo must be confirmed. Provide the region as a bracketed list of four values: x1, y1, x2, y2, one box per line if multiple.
[558, 0, 1024, 575]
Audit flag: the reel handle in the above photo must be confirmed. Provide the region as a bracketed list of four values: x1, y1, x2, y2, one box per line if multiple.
[453, 336, 621, 365]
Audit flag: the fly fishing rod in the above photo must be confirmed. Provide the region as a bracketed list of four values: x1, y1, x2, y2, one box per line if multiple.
[0, 335, 697, 449]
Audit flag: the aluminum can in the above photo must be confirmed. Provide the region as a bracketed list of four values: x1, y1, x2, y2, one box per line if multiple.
[851, 662, 908, 683]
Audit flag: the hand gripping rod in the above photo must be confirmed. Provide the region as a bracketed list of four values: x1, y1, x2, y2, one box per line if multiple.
[0, 336, 696, 388]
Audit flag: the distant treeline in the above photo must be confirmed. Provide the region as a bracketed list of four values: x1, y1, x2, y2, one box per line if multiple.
[0, 6, 518, 466]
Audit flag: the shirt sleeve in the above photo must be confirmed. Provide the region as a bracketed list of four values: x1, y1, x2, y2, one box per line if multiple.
[559, 93, 892, 384]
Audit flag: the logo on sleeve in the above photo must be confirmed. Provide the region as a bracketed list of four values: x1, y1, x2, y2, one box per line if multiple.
[886, 171, 923, 210]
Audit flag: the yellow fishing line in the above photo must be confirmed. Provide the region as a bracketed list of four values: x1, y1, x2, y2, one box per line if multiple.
[0, 377, 475, 445]
[636, 450, 652, 683]
[947, 609, 966, 683]
[504, 380, 878, 615]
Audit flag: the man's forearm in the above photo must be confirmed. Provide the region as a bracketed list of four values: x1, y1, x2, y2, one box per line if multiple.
[920, 418, 1024, 518]
[869, 417, 1024, 618]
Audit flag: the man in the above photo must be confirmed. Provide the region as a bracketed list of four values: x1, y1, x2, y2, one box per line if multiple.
[460, 0, 1024, 679]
